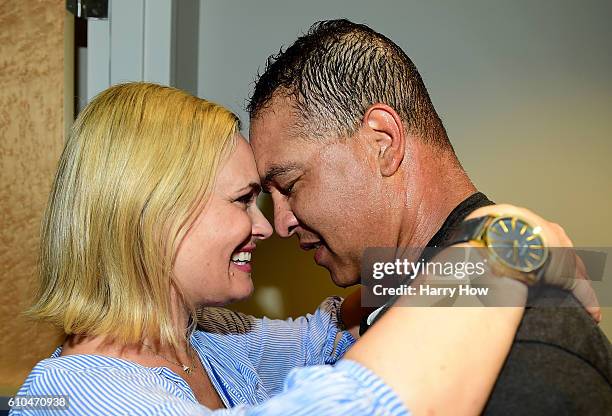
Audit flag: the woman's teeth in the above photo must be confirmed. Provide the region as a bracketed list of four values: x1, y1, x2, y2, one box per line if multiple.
[231, 251, 252, 265]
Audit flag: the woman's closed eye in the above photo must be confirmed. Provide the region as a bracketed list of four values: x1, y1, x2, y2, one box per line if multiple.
[234, 184, 261, 207]
[235, 192, 256, 206]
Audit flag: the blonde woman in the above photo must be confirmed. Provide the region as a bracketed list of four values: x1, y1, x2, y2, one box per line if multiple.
[12, 83, 584, 415]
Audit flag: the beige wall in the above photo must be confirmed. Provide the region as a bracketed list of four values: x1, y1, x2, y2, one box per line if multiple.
[0, 1, 70, 394]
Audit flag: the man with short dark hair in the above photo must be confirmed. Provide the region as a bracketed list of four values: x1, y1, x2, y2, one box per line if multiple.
[248, 19, 611, 414]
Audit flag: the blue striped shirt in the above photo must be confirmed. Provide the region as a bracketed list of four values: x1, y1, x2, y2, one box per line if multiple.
[10, 297, 409, 415]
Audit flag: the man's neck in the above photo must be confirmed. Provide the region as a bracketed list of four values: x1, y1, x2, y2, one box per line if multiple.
[397, 159, 477, 250]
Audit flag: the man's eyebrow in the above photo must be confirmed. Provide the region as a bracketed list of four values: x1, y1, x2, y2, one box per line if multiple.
[262, 164, 300, 192]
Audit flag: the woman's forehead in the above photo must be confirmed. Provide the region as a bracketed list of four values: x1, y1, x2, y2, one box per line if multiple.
[217, 135, 260, 188]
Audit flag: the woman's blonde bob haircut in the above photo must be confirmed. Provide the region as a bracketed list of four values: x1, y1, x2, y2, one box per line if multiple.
[29, 82, 239, 350]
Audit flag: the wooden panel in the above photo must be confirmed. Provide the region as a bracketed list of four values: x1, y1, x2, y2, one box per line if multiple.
[0, 1, 69, 394]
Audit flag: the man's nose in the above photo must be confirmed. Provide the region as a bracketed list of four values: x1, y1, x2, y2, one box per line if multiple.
[272, 194, 298, 238]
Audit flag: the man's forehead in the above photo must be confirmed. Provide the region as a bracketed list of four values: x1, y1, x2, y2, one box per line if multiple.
[250, 116, 301, 165]
[250, 94, 300, 139]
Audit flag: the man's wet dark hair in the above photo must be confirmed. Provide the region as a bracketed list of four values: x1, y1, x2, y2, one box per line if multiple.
[248, 19, 452, 149]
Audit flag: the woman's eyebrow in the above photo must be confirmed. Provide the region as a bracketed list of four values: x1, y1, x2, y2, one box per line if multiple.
[236, 182, 262, 195]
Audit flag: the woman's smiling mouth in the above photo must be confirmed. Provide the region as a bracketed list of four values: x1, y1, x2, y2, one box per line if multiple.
[231, 247, 254, 272]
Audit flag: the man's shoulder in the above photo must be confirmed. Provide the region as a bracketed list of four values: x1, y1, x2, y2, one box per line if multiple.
[484, 286, 612, 415]
[516, 286, 611, 379]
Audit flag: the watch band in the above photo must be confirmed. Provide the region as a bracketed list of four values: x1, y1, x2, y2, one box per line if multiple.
[446, 215, 491, 246]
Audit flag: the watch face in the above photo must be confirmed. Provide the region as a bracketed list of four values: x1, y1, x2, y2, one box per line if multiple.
[485, 216, 548, 272]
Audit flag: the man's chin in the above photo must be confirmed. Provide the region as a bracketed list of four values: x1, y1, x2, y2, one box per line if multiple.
[327, 267, 360, 288]
[315, 252, 360, 287]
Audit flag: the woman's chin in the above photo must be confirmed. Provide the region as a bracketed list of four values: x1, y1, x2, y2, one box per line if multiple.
[237, 281, 255, 301]
[194, 274, 254, 307]
[227, 274, 255, 303]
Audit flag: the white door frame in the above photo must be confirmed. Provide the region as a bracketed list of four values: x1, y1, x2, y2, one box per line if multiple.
[85, 0, 197, 103]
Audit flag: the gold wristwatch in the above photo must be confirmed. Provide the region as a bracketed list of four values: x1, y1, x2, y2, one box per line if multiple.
[447, 215, 549, 285]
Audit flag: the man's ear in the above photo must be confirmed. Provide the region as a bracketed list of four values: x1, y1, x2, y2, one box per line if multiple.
[363, 104, 405, 177]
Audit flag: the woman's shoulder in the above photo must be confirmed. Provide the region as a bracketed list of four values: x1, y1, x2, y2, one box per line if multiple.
[15, 353, 195, 415]
[30, 351, 125, 371]
[19, 353, 144, 393]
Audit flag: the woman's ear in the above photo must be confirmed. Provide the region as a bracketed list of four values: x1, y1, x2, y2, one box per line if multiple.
[363, 104, 406, 177]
